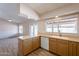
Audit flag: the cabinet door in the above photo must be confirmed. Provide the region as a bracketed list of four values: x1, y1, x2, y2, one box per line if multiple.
[18, 39, 23, 55]
[56, 39, 68, 56]
[76, 42, 79, 56]
[23, 39, 32, 55]
[32, 37, 40, 50]
[68, 41, 76, 56]
[49, 38, 57, 53]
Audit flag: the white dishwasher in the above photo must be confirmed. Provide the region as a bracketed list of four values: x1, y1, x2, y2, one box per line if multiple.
[41, 36, 49, 50]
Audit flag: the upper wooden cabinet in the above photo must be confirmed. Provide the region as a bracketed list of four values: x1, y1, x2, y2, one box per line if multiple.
[32, 37, 40, 50]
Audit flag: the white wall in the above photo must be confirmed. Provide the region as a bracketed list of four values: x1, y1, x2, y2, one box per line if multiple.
[20, 4, 40, 20]
[0, 19, 18, 39]
[19, 4, 40, 35]
[22, 22, 29, 35]
[0, 3, 20, 23]
[38, 20, 46, 33]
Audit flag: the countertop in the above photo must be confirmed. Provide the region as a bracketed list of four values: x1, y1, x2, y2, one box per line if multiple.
[18, 35, 79, 42]
[40, 35, 79, 42]
[18, 35, 39, 40]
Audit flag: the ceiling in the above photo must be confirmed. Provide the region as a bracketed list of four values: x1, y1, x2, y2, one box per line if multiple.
[25, 3, 71, 15]
[0, 3, 74, 24]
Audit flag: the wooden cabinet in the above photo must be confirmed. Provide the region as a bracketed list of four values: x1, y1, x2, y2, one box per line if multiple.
[32, 37, 40, 50]
[49, 38, 69, 56]
[23, 39, 32, 55]
[76, 42, 79, 56]
[56, 39, 68, 56]
[49, 38, 57, 54]
[49, 38, 77, 56]
[18, 36, 79, 56]
[18, 39, 23, 55]
[68, 41, 76, 56]
[18, 36, 40, 56]
[18, 38, 32, 55]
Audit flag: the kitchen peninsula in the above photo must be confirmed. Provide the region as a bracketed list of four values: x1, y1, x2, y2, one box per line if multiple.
[18, 35, 79, 56]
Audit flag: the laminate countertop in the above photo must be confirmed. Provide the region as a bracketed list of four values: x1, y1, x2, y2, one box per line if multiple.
[41, 35, 79, 42]
[18, 35, 79, 42]
[18, 35, 39, 40]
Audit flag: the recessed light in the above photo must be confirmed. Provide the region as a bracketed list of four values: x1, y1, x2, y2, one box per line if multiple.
[55, 16, 58, 18]
[8, 20, 12, 22]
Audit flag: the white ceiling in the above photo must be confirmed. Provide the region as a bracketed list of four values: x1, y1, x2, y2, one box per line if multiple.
[0, 3, 40, 24]
[25, 3, 70, 15]
[0, 3, 75, 24]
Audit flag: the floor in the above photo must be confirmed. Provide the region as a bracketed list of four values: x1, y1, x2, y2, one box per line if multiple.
[0, 38, 56, 56]
[0, 38, 18, 56]
[27, 48, 56, 56]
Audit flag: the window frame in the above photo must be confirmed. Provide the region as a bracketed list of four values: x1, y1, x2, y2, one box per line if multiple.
[45, 16, 78, 34]
[29, 24, 38, 36]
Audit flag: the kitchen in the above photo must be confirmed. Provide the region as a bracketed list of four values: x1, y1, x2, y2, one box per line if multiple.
[0, 3, 79, 56]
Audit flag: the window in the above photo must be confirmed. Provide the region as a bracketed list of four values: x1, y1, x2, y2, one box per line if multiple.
[46, 17, 78, 33]
[30, 25, 34, 36]
[30, 24, 38, 36]
[19, 25, 23, 34]
[46, 23, 52, 32]
[53, 24, 58, 32]
[58, 21, 77, 33]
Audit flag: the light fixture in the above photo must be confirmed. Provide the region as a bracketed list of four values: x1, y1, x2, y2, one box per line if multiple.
[8, 20, 12, 22]
[55, 16, 58, 18]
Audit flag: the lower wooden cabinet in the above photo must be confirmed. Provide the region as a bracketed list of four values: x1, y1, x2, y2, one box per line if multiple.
[76, 42, 79, 56]
[49, 38, 69, 56]
[23, 39, 33, 55]
[56, 39, 68, 56]
[68, 41, 76, 56]
[18, 36, 40, 56]
[49, 38, 78, 56]
[49, 38, 57, 54]
[18, 36, 79, 56]
[18, 38, 33, 55]
[32, 37, 40, 50]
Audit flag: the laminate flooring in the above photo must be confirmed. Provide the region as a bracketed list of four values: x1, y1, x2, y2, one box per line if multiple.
[27, 48, 56, 56]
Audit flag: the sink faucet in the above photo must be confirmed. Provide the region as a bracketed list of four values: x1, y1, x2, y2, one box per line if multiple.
[57, 22, 62, 37]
